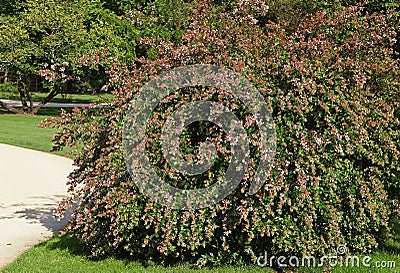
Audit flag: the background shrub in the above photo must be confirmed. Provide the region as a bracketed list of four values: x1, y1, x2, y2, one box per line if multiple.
[0, 83, 18, 95]
[46, 0, 399, 267]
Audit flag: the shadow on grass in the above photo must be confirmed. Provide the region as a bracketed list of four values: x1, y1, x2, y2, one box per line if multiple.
[42, 235, 162, 270]
[44, 234, 90, 257]
[383, 217, 400, 254]
[41, 218, 400, 272]
[42, 235, 210, 271]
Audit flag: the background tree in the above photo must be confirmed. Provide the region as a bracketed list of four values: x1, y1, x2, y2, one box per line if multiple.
[0, 0, 138, 114]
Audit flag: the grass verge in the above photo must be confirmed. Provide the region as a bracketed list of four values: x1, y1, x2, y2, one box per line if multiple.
[0, 110, 57, 152]
[1, 220, 399, 273]
[0, 235, 271, 273]
[0, 108, 71, 156]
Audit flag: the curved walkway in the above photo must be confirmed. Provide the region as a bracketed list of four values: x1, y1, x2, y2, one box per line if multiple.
[0, 99, 109, 108]
[0, 144, 74, 269]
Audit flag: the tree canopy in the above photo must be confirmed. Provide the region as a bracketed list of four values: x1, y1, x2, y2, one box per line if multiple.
[0, 0, 138, 114]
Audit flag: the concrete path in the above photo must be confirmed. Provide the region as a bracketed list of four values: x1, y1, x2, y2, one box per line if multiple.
[0, 144, 74, 269]
[0, 99, 109, 109]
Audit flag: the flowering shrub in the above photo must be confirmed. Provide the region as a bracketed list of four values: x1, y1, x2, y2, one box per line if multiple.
[44, 1, 399, 267]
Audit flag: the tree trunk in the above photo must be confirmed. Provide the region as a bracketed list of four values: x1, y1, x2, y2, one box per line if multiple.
[31, 90, 58, 115]
[18, 80, 29, 112]
[26, 90, 33, 112]
[0, 100, 23, 114]
[4, 70, 8, 83]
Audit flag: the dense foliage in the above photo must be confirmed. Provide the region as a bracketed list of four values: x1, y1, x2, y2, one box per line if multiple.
[0, 0, 138, 114]
[44, 0, 400, 267]
[97, 0, 192, 53]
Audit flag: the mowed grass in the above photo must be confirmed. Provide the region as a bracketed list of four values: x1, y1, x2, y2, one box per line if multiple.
[1, 221, 399, 273]
[0, 108, 63, 155]
[0, 235, 272, 273]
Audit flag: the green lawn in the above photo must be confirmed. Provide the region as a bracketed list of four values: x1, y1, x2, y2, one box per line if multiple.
[0, 109, 63, 155]
[0, 236, 271, 273]
[1, 228, 398, 273]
